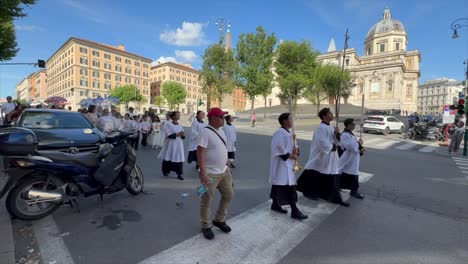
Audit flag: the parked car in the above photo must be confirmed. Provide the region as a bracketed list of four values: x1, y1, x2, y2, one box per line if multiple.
[12, 109, 105, 152]
[363, 115, 405, 135]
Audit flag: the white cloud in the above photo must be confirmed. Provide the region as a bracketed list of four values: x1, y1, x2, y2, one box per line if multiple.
[175, 50, 198, 62]
[152, 57, 178, 66]
[16, 24, 46, 32]
[160, 22, 207, 46]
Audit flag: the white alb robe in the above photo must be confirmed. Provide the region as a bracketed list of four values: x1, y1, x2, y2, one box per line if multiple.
[304, 122, 340, 175]
[188, 120, 205, 151]
[338, 131, 360, 175]
[223, 124, 237, 152]
[158, 122, 185, 162]
[269, 128, 296, 186]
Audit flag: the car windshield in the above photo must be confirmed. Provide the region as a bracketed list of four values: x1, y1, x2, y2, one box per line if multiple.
[20, 111, 93, 129]
[368, 117, 384, 121]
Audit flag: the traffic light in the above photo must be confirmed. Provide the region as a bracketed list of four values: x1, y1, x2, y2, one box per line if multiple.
[458, 98, 465, 115]
[37, 59, 45, 68]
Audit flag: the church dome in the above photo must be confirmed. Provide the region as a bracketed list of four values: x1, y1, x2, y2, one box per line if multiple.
[366, 8, 405, 40]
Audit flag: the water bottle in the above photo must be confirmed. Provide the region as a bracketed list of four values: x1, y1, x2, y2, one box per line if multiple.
[198, 177, 213, 197]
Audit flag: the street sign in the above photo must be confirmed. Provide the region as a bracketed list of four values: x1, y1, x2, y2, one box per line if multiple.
[443, 114, 455, 124]
[442, 105, 457, 115]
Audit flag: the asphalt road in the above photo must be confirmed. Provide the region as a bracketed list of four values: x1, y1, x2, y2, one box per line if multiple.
[8, 124, 468, 264]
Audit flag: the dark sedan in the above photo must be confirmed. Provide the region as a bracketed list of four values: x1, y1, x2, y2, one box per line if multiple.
[14, 109, 105, 152]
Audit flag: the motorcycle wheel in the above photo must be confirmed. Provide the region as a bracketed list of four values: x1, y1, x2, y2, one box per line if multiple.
[126, 165, 144, 195]
[407, 131, 415, 139]
[399, 126, 405, 134]
[6, 175, 64, 220]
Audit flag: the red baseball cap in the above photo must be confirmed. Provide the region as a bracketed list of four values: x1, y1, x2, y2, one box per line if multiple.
[207, 107, 228, 118]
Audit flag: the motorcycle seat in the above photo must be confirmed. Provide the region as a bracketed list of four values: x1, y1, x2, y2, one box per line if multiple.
[35, 150, 99, 167]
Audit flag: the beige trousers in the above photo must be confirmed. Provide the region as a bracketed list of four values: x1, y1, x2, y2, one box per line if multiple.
[199, 168, 234, 229]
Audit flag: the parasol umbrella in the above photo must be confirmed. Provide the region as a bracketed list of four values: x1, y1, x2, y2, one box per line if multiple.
[45, 96, 68, 106]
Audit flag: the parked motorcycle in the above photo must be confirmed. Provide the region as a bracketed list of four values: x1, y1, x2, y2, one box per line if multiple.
[406, 122, 444, 141]
[0, 127, 144, 220]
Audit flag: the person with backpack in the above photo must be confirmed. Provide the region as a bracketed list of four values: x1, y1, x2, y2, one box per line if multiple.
[339, 118, 365, 199]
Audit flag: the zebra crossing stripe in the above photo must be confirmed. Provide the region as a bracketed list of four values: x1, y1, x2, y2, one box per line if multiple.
[395, 143, 417, 150]
[363, 137, 386, 145]
[373, 140, 399, 149]
[418, 146, 438, 153]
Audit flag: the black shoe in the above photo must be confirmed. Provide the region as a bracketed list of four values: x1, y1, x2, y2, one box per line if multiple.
[350, 191, 364, 199]
[271, 204, 288, 214]
[304, 194, 319, 200]
[336, 200, 350, 207]
[212, 220, 231, 233]
[291, 210, 308, 220]
[177, 175, 184, 181]
[201, 228, 215, 240]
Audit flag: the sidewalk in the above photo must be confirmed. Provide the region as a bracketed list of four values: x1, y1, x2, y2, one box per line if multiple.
[0, 175, 14, 264]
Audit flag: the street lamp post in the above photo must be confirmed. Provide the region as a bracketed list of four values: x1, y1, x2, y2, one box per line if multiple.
[336, 28, 350, 125]
[450, 18, 468, 156]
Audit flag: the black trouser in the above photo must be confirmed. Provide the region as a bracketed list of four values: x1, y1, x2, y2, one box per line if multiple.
[141, 132, 149, 147]
[130, 134, 139, 150]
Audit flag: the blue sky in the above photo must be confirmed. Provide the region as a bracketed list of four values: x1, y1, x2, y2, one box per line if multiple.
[1, 0, 467, 98]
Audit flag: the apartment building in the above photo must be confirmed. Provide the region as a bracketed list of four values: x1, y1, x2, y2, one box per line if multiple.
[150, 62, 206, 113]
[417, 78, 464, 114]
[46, 37, 152, 110]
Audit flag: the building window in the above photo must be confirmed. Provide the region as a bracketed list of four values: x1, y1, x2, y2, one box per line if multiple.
[92, 70, 99, 78]
[395, 43, 400, 51]
[80, 57, 88, 65]
[80, 47, 88, 54]
[104, 62, 111, 70]
[135, 61, 140, 67]
[125, 59, 131, 64]
[80, 78, 88, 87]
[115, 75, 121, 82]
[345, 58, 350, 66]
[80, 68, 88, 76]
[143, 71, 148, 77]
[92, 50, 100, 56]
[176, 76, 180, 81]
[387, 82, 393, 92]
[407, 84, 413, 96]
[359, 85, 364, 94]
[143, 64, 148, 69]
[125, 67, 131, 74]
[371, 82, 380, 93]
[115, 65, 122, 72]
[115, 56, 121, 62]
[125, 77, 131, 83]
[135, 70, 140, 76]
[104, 72, 111, 80]
[92, 80, 100, 88]
[379, 44, 385, 53]
[135, 79, 140, 85]
[92, 60, 100, 68]
[105, 82, 111, 89]
[104, 54, 111, 59]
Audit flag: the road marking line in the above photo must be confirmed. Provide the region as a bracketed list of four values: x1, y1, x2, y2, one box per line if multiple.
[418, 146, 438, 153]
[33, 216, 75, 264]
[373, 140, 399, 149]
[458, 167, 468, 170]
[452, 157, 468, 161]
[395, 143, 417, 150]
[138, 172, 374, 264]
[455, 161, 468, 166]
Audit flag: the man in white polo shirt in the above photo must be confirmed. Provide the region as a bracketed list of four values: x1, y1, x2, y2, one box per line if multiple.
[197, 107, 234, 240]
[1, 96, 16, 124]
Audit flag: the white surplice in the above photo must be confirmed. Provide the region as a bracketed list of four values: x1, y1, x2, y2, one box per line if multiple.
[304, 122, 340, 175]
[338, 131, 360, 175]
[188, 119, 206, 151]
[223, 123, 237, 152]
[269, 127, 296, 186]
[158, 122, 185, 162]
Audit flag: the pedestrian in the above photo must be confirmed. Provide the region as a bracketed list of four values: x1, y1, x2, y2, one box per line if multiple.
[1, 96, 17, 124]
[123, 114, 139, 150]
[269, 113, 308, 220]
[188, 110, 206, 169]
[140, 116, 152, 148]
[85, 105, 99, 127]
[97, 109, 115, 134]
[339, 118, 365, 199]
[149, 115, 163, 149]
[251, 112, 257, 127]
[127, 107, 137, 119]
[97, 106, 104, 118]
[158, 111, 185, 180]
[223, 115, 237, 168]
[449, 121, 465, 155]
[158, 113, 172, 156]
[296, 108, 349, 207]
[68, 106, 72, 111]
[197, 107, 234, 240]
[7, 104, 24, 124]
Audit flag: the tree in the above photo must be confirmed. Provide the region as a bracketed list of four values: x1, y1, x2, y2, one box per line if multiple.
[236, 26, 277, 118]
[154, 95, 165, 108]
[161, 81, 187, 110]
[110, 85, 144, 109]
[275, 40, 319, 116]
[199, 44, 238, 109]
[0, 0, 37, 61]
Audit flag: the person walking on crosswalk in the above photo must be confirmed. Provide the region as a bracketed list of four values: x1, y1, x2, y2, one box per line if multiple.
[297, 108, 349, 207]
[269, 113, 308, 220]
[339, 118, 365, 199]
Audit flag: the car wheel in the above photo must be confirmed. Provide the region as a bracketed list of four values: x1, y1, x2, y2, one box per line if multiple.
[383, 127, 390, 135]
[399, 126, 405, 134]
[363, 128, 368, 134]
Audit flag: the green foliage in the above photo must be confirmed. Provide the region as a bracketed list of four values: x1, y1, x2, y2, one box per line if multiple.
[154, 95, 165, 108]
[199, 44, 238, 108]
[236, 26, 277, 115]
[161, 81, 187, 110]
[0, 0, 37, 61]
[275, 40, 319, 112]
[110, 85, 144, 106]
